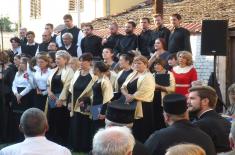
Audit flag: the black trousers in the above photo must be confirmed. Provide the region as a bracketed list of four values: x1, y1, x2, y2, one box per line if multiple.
[47, 106, 70, 146]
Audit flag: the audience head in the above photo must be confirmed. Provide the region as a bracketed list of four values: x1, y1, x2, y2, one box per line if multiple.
[119, 53, 134, 69]
[19, 108, 48, 137]
[55, 50, 71, 67]
[228, 84, 235, 105]
[10, 37, 21, 49]
[167, 53, 177, 68]
[165, 143, 206, 155]
[125, 21, 136, 34]
[26, 31, 36, 44]
[79, 53, 93, 71]
[83, 24, 94, 36]
[133, 55, 148, 73]
[154, 38, 167, 51]
[105, 100, 135, 128]
[14, 55, 21, 67]
[48, 51, 57, 68]
[153, 14, 164, 27]
[45, 23, 54, 33]
[170, 13, 182, 27]
[0, 51, 10, 65]
[68, 57, 80, 72]
[19, 57, 29, 72]
[48, 42, 58, 51]
[109, 22, 119, 35]
[63, 14, 73, 28]
[140, 17, 150, 30]
[163, 94, 188, 125]
[92, 126, 135, 155]
[62, 32, 73, 46]
[177, 51, 193, 67]
[188, 86, 218, 116]
[19, 27, 27, 38]
[36, 54, 50, 69]
[42, 31, 51, 43]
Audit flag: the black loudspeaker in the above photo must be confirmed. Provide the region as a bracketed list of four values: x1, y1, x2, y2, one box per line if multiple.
[201, 20, 228, 56]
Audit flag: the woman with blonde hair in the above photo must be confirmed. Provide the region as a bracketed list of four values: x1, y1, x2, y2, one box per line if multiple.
[121, 55, 155, 142]
[165, 143, 206, 155]
[46, 50, 74, 146]
[172, 51, 197, 96]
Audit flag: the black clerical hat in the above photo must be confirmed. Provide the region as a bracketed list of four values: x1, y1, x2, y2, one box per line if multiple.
[163, 93, 187, 115]
[106, 100, 135, 124]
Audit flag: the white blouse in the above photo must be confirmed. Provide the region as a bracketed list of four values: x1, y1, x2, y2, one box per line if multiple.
[12, 71, 33, 96]
[33, 68, 52, 95]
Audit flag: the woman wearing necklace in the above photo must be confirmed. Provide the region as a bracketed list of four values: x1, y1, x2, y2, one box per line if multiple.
[46, 50, 74, 146]
[33, 55, 51, 111]
[121, 55, 155, 143]
[68, 53, 97, 152]
[172, 51, 197, 96]
[91, 61, 113, 136]
[113, 53, 134, 100]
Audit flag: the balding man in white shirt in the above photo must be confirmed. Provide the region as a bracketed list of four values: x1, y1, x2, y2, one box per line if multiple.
[0, 108, 71, 155]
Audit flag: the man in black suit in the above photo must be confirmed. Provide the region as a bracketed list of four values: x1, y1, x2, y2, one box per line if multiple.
[188, 86, 231, 153]
[105, 101, 150, 155]
[45, 23, 57, 42]
[152, 14, 170, 49]
[138, 17, 155, 58]
[37, 31, 52, 54]
[145, 93, 216, 155]
[168, 13, 191, 53]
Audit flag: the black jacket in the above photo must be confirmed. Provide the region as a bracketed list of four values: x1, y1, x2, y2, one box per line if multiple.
[168, 27, 191, 53]
[116, 34, 138, 54]
[194, 110, 231, 153]
[59, 44, 78, 57]
[103, 34, 123, 54]
[153, 26, 171, 49]
[138, 29, 155, 57]
[145, 120, 216, 155]
[81, 35, 102, 58]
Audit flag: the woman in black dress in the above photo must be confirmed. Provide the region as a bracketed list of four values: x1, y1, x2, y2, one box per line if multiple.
[46, 50, 74, 146]
[68, 53, 97, 152]
[0, 51, 17, 142]
[152, 59, 175, 130]
[114, 53, 134, 100]
[121, 55, 155, 143]
[91, 61, 113, 135]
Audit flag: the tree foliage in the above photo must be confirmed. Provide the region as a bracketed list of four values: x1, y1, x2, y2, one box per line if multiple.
[0, 17, 15, 32]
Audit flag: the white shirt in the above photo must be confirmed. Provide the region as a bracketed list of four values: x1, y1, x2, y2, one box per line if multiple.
[0, 136, 71, 155]
[33, 68, 52, 95]
[12, 71, 33, 96]
[12, 46, 22, 55]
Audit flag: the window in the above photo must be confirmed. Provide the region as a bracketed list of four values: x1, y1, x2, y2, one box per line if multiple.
[69, 0, 84, 12]
[30, 0, 41, 19]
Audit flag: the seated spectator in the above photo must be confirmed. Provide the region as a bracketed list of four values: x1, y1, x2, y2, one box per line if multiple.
[92, 126, 135, 155]
[188, 86, 231, 153]
[165, 143, 206, 155]
[0, 108, 71, 155]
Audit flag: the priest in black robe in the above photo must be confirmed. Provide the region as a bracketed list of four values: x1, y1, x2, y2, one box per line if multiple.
[81, 24, 102, 60]
[168, 14, 191, 54]
[152, 14, 171, 49]
[138, 18, 155, 58]
[59, 32, 79, 57]
[116, 21, 138, 55]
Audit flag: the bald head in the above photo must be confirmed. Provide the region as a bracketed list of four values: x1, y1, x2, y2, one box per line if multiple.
[20, 108, 48, 137]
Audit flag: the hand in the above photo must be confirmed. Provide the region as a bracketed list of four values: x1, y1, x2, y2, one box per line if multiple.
[56, 100, 63, 107]
[79, 101, 84, 107]
[48, 91, 56, 100]
[98, 114, 105, 120]
[16, 94, 22, 104]
[101, 38, 107, 45]
[36, 89, 42, 95]
[155, 84, 162, 90]
[125, 94, 134, 103]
